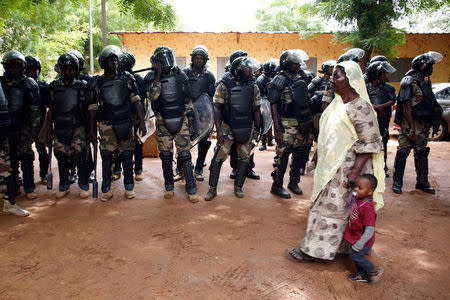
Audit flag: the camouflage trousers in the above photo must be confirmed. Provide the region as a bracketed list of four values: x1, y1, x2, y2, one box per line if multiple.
[9, 126, 35, 193]
[54, 126, 87, 156]
[398, 119, 430, 151]
[0, 137, 11, 191]
[213, 122, 252, 163]
[274, 118, 306, 169]
[156, 114, 190, 153]
[98, 120, 135, 156]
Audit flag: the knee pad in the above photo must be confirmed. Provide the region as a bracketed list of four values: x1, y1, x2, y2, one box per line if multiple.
[120, 150, 133, 160]
[178, 150, 191, 163]
[159, 150, 172, 163]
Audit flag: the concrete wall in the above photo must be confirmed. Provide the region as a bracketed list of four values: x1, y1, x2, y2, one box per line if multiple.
[114, 32, 450, 87]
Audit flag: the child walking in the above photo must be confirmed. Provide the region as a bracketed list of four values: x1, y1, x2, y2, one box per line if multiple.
[344, 174, 383, 284]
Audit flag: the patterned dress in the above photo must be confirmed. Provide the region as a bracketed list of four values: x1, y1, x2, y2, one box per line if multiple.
[299, 97, 382, 260]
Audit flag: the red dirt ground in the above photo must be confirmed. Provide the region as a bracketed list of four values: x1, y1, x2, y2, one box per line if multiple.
[1, 140, 449, 299]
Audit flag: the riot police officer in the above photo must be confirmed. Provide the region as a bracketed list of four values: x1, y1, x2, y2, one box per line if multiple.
[0, 74, 29, 216]
[365, 60, 396, 176]
[257, 59, 278, 151]
[364, 55, 388, 83]
[24, 55, 50, 185]
[392, 51, 443, 194]
[146, 46, 200, 203]
[205, 56, 262, 201]
[182, 45, 216, 181]
[90, 45, 147, 201]
[268, 49, 312, 199]
[67, 49, 97, 184]
[115, 51, 147, 182]
[46, 53, 91, 199]
[0, 50, 41, 199]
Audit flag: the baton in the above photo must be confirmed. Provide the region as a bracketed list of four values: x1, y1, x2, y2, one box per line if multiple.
[47, 141, 53, 190]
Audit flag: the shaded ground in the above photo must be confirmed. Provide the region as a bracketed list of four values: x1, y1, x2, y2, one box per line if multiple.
[1, 140, 449, 299]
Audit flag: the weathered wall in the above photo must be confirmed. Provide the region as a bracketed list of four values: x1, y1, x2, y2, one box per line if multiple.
[114, 32, 450, 86]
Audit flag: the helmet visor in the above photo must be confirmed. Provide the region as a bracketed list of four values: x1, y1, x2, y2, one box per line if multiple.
[286, 49, 309, 64]
[380, 61, 396, 73]
[346, 48, 365, 60]
[427, 51, 443, 64]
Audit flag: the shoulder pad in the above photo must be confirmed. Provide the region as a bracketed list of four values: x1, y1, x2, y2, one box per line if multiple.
[400, 76, 414, 89]
[383, 82, 396, 93]
[122, 71, 136, 81]
[311, 76, 322, 86]
[144, 70, 155, 83]
[206, 71, 216, 83]
[23, 77, 39, 90]
[270, 73, 289, 91]
[179, 69, 189, 82]
[49, 80, 60, 89]
[80, 79, 88, 89]
[182, 67, 191, 76]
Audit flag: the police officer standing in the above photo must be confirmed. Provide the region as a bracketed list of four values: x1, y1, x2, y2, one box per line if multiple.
[268, 49, 312, 199]
[46, 53, 91, 199]
[0, 50, 40, 199]
[392, 51, 443, 194]
[183, 45, 216, 181]
[365, 60, 396, 176]
[116, 51, 147, 182]
[90, 45, 147, 201]
[205, 57, 261, 201]
[0, 72, 29, 216]
[24, 55, 50, 185]
[146, 46, 200, 203]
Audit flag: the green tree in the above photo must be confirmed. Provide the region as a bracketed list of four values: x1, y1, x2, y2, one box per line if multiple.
[0, 0, 177, 78]
[317, 0, 447, 65]
[255, 0, 325, 33]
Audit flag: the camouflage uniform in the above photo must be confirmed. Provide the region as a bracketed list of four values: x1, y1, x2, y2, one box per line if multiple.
[397, 81, 429, 150]
[212, 81, 260, 163]
[90, 72, 140, 193]
[0, 76, 41, 194]
[0, 137, 13, 202]
[49, 78, 90, 192]
[147, 68, 198, 196]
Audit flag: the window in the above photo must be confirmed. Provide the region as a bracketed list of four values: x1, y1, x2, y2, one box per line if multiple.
[387, 58, 413, 82]
[305, 57, 317, 75]
[217, 57, 229, 80]
[176, 57, 186, 69]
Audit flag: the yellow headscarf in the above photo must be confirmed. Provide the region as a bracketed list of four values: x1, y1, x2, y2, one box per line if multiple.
[311, 61, 385, 210]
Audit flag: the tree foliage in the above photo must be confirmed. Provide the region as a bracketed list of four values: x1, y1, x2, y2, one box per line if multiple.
[317, 0, 447, 61]
[255, 0, 325, 33]
[0, 0, 177, 78]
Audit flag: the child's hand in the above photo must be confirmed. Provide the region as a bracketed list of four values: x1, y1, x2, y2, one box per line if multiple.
[351, 243, 363, 252]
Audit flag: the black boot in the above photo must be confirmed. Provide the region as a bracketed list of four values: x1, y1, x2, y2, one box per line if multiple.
[77, 150, 90, 192]
[160, 151, 174, 191]
[21, 153, 35, 194]
[69, 153, 78, 184]
[121, 150, 134, 191]
[37, 145, 49, 179]
[288, 146, 304, 195]
[298, 143, 310, 176]
[392, 147, 410, 194]
[134, 142, 144, 175]
[271, 150, 291, 199]
[178, 150, 197, 195]
[100, 150, 113, 193]
[195, 139, 211, 174]
[234, 159, 249, 198]
[54, 151, 70, 192]
[414, 147, 435, 194]
[205, 149, 224, 201]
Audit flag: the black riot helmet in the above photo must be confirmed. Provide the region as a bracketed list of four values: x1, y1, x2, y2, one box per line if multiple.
[230, 56, 246, 75]
[279, 49, 308, 70]
[191, 45, 209, 62]
[151, 46, 176, 68]
[57, 53, 79, 73]
[366, 61, 396, 82]
[229, 50, 247, 64]
[25, 55, 42, 71]
[411, 51, 443, 77]
[1, 50, 26, 69]
[318, 59, 336, 75]
[369, 55, 388, 64]
[337, 48, 365, 63]
[119, 51, 136, 72]
[233, 57, 259, 83]
[68, 49, 86, 71]
[263, 58, 278, 77]
[98, 45, 122, 69]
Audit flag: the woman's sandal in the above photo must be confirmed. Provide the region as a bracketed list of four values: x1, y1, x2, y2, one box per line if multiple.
[285, 248, 316, 263]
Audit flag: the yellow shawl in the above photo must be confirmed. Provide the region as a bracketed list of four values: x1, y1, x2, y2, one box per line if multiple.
[311, 61, 385, 210]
